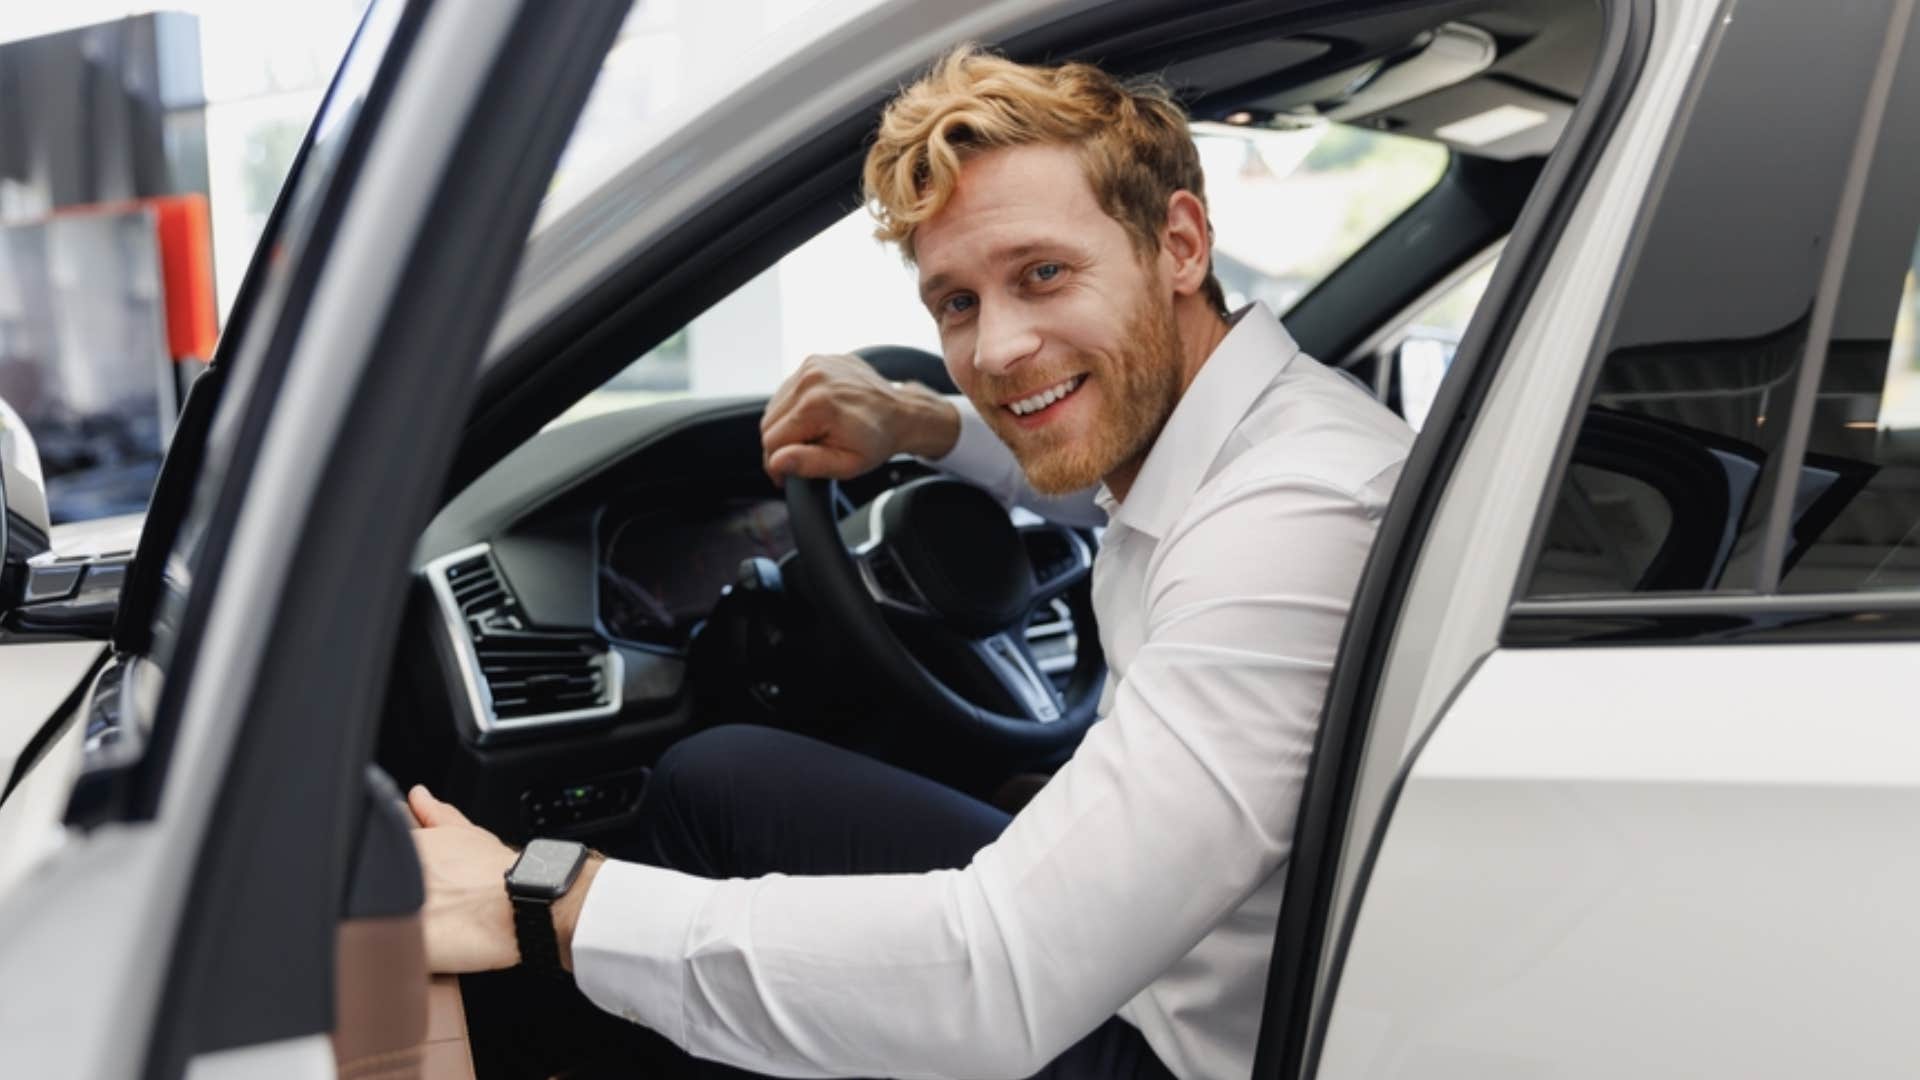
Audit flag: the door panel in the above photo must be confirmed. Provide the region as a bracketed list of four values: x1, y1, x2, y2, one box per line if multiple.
[0, 641, 98, 777]
[421, 978, 476, 1080]
[0, 674, 88, 898]
[332, 915, 428, 1079]
[1320, 644, 1920, 1078]
[1314, 1, 1920, 1074]
[1270, 3, 1710, 1072]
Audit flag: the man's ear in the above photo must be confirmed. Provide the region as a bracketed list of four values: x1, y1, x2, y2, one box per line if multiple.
[1160, 190, 1214, 299]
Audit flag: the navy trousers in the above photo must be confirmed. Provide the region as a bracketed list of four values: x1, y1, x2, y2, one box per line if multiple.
[464, 725, 1176, 1079]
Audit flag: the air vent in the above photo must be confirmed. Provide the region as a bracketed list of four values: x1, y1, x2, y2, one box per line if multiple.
[430, 546, 621, 734]
[1025, 597, 1078, 690]
[474, 631, 612, 719]
[445, 553, 523, 636]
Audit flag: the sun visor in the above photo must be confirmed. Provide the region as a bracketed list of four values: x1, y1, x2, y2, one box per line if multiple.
[1365, 78, 1574, 160]
[1240, 23, 1496, 122]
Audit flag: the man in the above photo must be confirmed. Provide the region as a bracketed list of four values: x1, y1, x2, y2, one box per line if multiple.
[412, 46, 1411, 1079]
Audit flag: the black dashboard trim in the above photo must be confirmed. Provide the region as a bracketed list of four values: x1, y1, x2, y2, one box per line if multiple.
[416, 396, 767, 566]
[421, 542, 625, 742]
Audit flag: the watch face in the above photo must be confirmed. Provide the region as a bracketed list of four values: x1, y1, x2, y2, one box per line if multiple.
[508, 839, 586, 900]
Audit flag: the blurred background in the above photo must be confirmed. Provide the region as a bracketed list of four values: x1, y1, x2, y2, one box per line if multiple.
[0, 1, 365, 524]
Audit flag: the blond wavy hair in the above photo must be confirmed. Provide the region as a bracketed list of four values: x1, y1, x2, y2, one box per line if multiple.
[863, 46, 1227, 314]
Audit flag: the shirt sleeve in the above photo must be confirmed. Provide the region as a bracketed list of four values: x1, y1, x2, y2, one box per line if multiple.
[924, 395, 1108, 529]
[570, 472, 1387, 1079]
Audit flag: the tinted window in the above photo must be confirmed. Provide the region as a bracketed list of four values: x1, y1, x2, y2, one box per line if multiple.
[1780, 14, 1920, 593]
[146, 0, 406, 673]
[1524, 0, 1896, 598]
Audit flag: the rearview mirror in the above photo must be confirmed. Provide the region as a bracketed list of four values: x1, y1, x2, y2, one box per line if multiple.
[0, 397, 53, 597]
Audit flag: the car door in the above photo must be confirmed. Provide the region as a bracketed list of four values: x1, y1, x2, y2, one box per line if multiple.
[0, 123, 286, 898]
[0, 436, 119, 822]
[0, 1, 632, 1076]
[1266, 0, 1920, 1076]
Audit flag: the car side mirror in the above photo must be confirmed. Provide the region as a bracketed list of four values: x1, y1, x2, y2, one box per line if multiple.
[0, 398, 124, 640]
[1394, 335, 1457, 432]
[0, 396, 54, 607]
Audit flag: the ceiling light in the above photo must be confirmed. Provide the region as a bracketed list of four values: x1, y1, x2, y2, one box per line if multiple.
[1224, 111, 1254, 125]
[1435, 104, 1550, 147]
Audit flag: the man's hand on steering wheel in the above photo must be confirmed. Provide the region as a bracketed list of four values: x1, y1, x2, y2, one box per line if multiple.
[760, 353, 962, 483]
[760, 350, 1105, 765]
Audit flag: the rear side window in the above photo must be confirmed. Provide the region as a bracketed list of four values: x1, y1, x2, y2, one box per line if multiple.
[1780, 38, 1920, 593]
[1522, 0, 1915, 600]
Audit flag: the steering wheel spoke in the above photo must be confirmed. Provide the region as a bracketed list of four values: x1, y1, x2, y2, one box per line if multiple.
[852, 540, 938, 619]
[971, 631, 1064, 723]
[1020, 523, 1094, 603]
[785, 464, 1102, 761]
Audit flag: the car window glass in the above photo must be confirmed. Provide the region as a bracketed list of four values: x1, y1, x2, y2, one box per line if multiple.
[145, 0, 406, 674]
[1396, 256, 1497, 431]
[533, 0, 903, 236]
[1527, 464, 1674, 595]
[558, 120, 1446, 423]
[1522, 1, 1895, 598]
[1198, 122, 1447, 315]
[1779, 18, 1920, 594]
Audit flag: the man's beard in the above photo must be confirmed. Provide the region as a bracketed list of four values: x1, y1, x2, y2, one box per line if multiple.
[973, 292, 1185, 496]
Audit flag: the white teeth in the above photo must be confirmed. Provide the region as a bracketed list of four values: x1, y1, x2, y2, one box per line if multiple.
[1009, 375, 1082, 416]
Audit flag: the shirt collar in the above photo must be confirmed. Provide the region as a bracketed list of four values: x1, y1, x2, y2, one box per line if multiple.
[1094, 303, 1300, 540]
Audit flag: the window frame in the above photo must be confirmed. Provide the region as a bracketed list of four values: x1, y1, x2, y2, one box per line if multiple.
[1503, 0, 1920, 646]
[1342, 238, 1504, 418]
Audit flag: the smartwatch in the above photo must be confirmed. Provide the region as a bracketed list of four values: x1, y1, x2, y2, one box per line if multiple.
[504, 838, 590, 972]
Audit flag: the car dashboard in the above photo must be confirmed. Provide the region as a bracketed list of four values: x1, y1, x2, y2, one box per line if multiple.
[413, 399, 777, 739]
[393, 395, 1089, 843]
[597, 494, 792, 651]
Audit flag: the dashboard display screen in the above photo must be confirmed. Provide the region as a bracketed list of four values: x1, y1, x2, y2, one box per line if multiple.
[599, 496, 792, 646]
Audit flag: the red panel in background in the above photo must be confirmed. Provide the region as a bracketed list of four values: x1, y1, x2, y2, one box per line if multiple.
[43, 194, 219, 362]
[150, 194, 219, 362]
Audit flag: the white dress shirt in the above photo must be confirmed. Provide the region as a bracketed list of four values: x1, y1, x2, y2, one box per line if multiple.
[572, 304, 1412, 1079]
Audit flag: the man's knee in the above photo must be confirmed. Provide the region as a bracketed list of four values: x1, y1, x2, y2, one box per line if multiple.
[637, 725, 821, 875]
[648, 724, 812, 818]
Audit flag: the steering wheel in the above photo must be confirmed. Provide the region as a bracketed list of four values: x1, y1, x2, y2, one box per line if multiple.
[784, 471, 1105, 761]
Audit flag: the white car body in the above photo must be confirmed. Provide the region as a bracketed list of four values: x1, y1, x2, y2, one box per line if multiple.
[1, 0, 1915, 1077]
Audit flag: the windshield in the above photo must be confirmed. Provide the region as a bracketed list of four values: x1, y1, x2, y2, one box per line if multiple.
[556, 120, 1446, 424]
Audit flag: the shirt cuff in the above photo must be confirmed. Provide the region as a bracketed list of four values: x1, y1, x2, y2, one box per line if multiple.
[925, 394, 1003, 475]
[571, 859, 717, 1046]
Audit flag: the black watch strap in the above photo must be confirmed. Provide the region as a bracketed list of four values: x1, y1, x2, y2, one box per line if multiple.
[512, 895, 564, 972]
[505, 838, 589, 974]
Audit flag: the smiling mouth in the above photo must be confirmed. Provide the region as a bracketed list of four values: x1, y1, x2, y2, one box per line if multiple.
[1004, 374, 1087, 418]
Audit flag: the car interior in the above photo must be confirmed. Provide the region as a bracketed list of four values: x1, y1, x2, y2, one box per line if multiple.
[349, 0, 1606, 1070]
[375, 0, 1600, 835]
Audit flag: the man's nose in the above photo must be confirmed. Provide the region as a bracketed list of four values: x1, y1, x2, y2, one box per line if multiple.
[972, 302, 1041, 377]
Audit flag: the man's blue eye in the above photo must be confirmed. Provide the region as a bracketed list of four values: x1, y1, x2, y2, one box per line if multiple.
[1033, 263, 1062, 282]
[945, 294, 975, 315]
